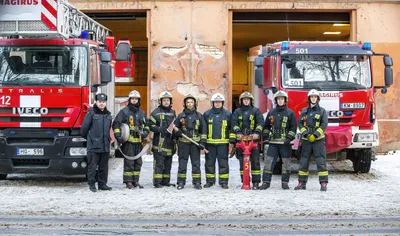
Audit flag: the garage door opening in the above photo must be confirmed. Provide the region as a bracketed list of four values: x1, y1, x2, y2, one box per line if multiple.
[231, 11, 351, 110]
[86, 11, 149, 113]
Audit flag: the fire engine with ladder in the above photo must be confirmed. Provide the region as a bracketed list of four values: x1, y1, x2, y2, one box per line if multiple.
[254, 41, 394, 173]
[0, 0, 133, 179]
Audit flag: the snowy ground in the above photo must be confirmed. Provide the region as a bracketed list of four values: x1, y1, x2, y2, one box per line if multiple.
[0, 152, 399, 220]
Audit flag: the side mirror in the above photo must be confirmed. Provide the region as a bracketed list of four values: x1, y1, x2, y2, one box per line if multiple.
[384, 67, 393, 87]
[254, 56, 265, 88]
[100, 64, 112, 84]
[100, 52, 112, 63]
[255, 68, 264, 88]
[383, 56, 393, 67]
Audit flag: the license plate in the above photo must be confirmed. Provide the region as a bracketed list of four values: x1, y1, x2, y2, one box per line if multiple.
[17, 148, 44, 156]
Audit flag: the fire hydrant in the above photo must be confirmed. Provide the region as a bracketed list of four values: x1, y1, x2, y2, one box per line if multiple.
[236, 136, 258, 190]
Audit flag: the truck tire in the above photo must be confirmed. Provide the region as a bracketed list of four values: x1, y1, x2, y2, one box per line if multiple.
[0, 174, 7, 180]
[353, 149, 373, 173]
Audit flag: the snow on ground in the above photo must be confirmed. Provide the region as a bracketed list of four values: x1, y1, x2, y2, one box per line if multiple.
[0, 152, 399, 219]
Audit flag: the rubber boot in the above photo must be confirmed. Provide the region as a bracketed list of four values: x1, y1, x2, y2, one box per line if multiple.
[259, 181, 271, 190]
[320, 182, 327, 191]
[98, 184, 112, 191]
[177, 183, 185, 190]
[133, 182, 144, 189]
[126, 182, 134, 189]
[89, 184, 97, 192]
[281, 182, 290, 190]
[194, 183, 202, 190]
[220, 183, 229, 189]
[204, 182, 214, 188]
[294, 181, 306, 190]
[154, 184, 163, 188]
[252, 183, 260, 190]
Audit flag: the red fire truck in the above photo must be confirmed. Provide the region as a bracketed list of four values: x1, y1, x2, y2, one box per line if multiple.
[254, 41, 394, 173]
[0, 0, 131, 179]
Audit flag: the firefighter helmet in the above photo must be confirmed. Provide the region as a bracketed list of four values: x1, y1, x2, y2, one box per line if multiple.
[128, 90, 141, 99]
[183, 94, 198, 108]
[273, 90, 288, 104]
[307, 89, 320, 103]
[158, 91, 173, 104]
[210, 93, 225, 106]
[239, 91, 254, 106]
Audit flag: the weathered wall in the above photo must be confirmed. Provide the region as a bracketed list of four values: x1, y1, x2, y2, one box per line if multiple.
[71, 0, 400, 151]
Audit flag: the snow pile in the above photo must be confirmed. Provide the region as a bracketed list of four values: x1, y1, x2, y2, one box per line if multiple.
[0, 153, 399, 219]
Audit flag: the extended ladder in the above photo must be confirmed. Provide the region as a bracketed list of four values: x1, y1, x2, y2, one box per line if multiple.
[0, 0, 111, 43]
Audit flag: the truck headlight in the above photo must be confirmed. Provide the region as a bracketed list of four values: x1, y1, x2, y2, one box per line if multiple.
[354, 133, 377, 142]
[69, 147, 87, 156]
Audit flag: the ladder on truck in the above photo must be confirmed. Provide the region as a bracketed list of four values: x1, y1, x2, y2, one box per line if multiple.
[0, 0, 111, 43]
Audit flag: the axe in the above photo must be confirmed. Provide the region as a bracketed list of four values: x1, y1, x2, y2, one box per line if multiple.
[167, 119, 209, 153]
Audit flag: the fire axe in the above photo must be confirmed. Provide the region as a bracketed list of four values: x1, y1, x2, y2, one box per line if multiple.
[167, 119, 209, 153]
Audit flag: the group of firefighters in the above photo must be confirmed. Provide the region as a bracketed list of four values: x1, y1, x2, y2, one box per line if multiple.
[81, 88, 329, 193]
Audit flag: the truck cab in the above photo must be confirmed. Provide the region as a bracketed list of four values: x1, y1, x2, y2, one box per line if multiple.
[254, 41, 394, 173]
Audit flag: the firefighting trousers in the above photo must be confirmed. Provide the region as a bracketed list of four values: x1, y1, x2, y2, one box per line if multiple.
[177, 143, 201, 185]
[153, 150, 173, 186]
[263, 144, 292, 183]
[122, 143, 143, 183]
[236, 148, 261, 183]
[87, 152, 109, 186]
[298, 139, 329, 183]
[205, 144, 229, 185]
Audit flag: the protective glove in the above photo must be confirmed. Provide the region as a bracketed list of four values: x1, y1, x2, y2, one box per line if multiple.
[284, 139, 291, 145]
[116, 136, 124, 144]
[308, 134, 316, 143]
[159, 127, 169, 136]
[198, 144, 206, 151]
[302, 131, 309, 139]
[313, 131, 320, 138]
[174, 129, 183, 137]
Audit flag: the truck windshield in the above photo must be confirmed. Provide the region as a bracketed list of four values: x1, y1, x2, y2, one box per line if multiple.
[281, 54, 372, 90]
[0, 46, 88, 86]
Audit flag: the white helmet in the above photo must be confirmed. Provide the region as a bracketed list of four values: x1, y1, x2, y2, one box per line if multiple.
[210, 93, 225, 106]
[307, 89, 320, 103]
[128, 90, 141, 99]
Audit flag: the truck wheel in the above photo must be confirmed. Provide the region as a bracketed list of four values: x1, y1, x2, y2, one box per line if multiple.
[353, 149, 373, 173]
[0, 174, 7, 180]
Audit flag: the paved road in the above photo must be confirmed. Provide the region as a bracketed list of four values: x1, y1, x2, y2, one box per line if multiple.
[1, 217, 399, 235]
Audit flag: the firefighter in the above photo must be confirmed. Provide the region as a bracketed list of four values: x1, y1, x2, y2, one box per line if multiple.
[174, 94, 207, 190]
[202, 93, 233, 189]
[113, 90, 150, 189]
[295, 89, 329, 191]
[148, 91, 177, 188]
[260, 90, 297, 190]
[231, 91, 264, 190]
[81, 93, 113, 192]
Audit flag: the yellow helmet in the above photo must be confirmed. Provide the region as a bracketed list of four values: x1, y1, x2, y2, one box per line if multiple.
[239, 91, 254, 106]
[273, 90, 288, 104]
[158, 91, 173, 104]
[183, 94, 198, 108]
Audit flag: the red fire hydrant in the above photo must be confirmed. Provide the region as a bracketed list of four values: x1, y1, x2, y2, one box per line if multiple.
[236, 136, 258, 190]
